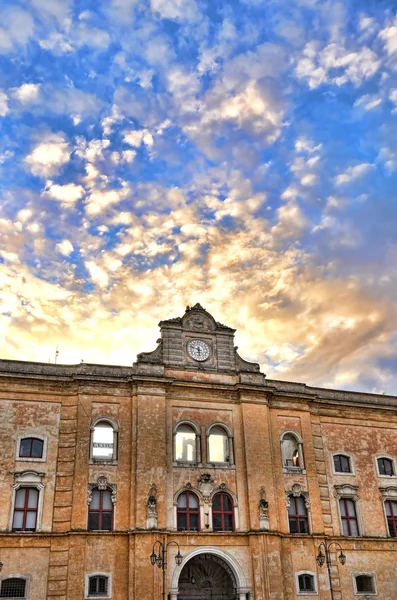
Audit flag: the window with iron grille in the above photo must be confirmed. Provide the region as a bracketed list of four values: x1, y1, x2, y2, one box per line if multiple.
[298, 573, 315, 593]
[288, 495, 309, 534]
[88, 489, 113, 531]
[177, 491, 200, 531]
[19, 438, 44, 459]
[0, 578, 26, 598]
[12, 487, 39, 532]
[339, 498, 359, 536]
[385, 500, 397, 537]
[377, 457, 394, 476]
[355, 574, 375, 594]
[334, 454, 352, 473]
[212, 492, 234, 532]
[88, 576, 108, 597]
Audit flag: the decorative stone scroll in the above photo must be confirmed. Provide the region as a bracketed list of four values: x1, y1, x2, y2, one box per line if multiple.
[285, 483, 310, 509]
[259, 486, 269, 531]
[333, 483, 359, 502]
[88, 475, 117, 505]
[198, 473, 214, 502]
[147, 483, 158, 529]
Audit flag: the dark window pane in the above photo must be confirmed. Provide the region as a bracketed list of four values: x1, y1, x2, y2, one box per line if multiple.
[88, 513, 99, 531]
[223, 495, 233, 511]
[189, 514, 199, 531]
[31, 439, 43, 458]
[19, 439, 31, 457]
[379, 458, 394, 476]
[289, 518, 298, 534]
[0, 578, 26, 598]
[212, 495, 221, 511]
[298, 574, 314, 592]
[299, 518, 309, 533]
[177, 513, 187, 531]
[98, 577, 108, 594]
[224, 514, 233, 531]
[213, 514, 222, 531]
[89, 578, 97, 594]
[356, 575, 374, 593]
[101, 512, 112, 531]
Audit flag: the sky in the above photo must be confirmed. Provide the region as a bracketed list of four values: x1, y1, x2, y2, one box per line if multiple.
[1, 0, 397, 394]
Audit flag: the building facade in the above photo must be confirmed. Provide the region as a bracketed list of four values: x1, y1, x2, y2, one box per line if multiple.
[1, 303, 397, 599]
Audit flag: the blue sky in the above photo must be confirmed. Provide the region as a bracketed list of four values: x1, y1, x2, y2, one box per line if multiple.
[1, 0, 397, 393]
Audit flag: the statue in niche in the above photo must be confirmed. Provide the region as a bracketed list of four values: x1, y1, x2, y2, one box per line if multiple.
[259, 486, 269, 531]
[147, 484, 158, 529]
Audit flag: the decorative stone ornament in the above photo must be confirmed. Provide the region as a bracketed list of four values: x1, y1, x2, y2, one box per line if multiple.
[88, 475, 117, 505]
[198, 473, 214, 502]
[285, 483, 310, 509]
[146, 484, 158, 529]
[259, 486, 269, 531]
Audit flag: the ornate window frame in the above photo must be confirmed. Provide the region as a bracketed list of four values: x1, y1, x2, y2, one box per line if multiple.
[206, 423, 234, 466]
[334, 484, 362, 537]
[15, 434, 48, 463]
[87, 475, 117, 531]
[209, 484, 239, 532]
[375, 455, 396, 478]
[295, 571, 318, 595]
[8, 471, 46, 532]
[0, 575, 29, 599]
[352, 572, 377, 596]
[280, 430, 306, 474]
[173, 420, 201, 466]
[332, 452, 355, 476]
[285, 484, 311, 534]
[84, 573, 112, 599]
[173, 485, 204, 531]
[379, 485, 397, 537]
[89, 417, 118, 465]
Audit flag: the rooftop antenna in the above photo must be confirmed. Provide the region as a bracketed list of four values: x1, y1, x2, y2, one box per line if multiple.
[55, 347, 59, 364]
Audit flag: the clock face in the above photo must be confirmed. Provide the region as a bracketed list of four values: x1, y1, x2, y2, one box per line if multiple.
[187, 339, 211, 362]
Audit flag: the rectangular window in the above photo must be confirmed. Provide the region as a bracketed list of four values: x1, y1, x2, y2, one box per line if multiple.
[334, 454, 351, 473]
[355, 574, 375, 593]
[12, 487, 38, 532]
[288, 496, 309, 534]
[0, 578, 26, 598]
[340, 498, 359, 536]
[386, 500, 397, 537]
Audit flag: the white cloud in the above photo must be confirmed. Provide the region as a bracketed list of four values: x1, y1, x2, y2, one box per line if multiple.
[39, 32, 73, 54]
[335, 163, 374, 186]
[123, 129, 154, 148]
[11, 83, 41, 104]
[25, 134, 71, 178]
[150, 0, 199, 22]
[354, 93, 382, 111]
[43, 182, 85, 206]
[76, 138, 111, 162]
[56, 240, 74, 256]
[296, 41, 380, 88]
[85, 261, 109, 288]
[0, 8, 34, 54]
[85, 188, 129, 216]
[122, 150, 136, 163]
[0, 91, 8, 116]
[379, 18, 397, 56]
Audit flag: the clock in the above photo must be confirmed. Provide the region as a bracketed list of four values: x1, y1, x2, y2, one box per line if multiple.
[187, 339, 211, 362]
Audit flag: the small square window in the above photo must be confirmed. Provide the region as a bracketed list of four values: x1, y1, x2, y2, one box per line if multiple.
[298, 574, 315, 592]
[0, 578, 26, 598]
[334, 454, 352, 473]
[354, 574, 376, 595]
[377, 457, 394, 476]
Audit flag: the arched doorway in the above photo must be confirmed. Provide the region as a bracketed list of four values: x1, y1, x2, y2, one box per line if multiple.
[177, 553, 237, 599]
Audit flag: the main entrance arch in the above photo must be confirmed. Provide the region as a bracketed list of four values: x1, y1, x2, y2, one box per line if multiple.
[169, 547, 251, 600]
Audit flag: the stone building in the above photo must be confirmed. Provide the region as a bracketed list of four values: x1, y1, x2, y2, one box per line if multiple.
[1, 303, 397, 599]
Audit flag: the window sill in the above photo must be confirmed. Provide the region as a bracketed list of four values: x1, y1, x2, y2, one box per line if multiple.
[173, 461, 201, 468]
[89, 460, 118, 466]
[15, 457, 46, 463]
[283, 467, 306, 474]
[333, 471, 355, 476]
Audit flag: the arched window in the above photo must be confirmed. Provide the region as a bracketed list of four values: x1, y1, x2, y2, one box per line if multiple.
[0, 578, 27, 598]
[12, 487, 39, 532]
[88, 575, 109, 597]
[175, 424, 198, 463]
[377, 457, 395, 476]
[212, 492, 234, 532]
[91, 420, 117, 462]
[208, 425, 233, 464]
[288, 495, 309, 534]
[177, 491, 200, 531]
[333, 454, 352, 474]
[385, 500, 397, 537]
[281, 432, 304, 471]
[19, 438, 44, 459]
[88, 488, 113, 531]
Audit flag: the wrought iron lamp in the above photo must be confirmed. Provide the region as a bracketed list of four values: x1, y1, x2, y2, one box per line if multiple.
[316, 541, 346, 600]
[150, 540, 183, 600]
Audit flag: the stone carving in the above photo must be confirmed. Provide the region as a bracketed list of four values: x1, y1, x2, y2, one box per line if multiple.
[259, 486, 269, 531]
[146, 484, 158, 529]
[285, 484, 310, 509]
[334, 484, 359, 502]
[379, 486, 397, 499]
[198, 473, 214, 502]
[88, 475, 117, 505]
[136, 340, 163, 364]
